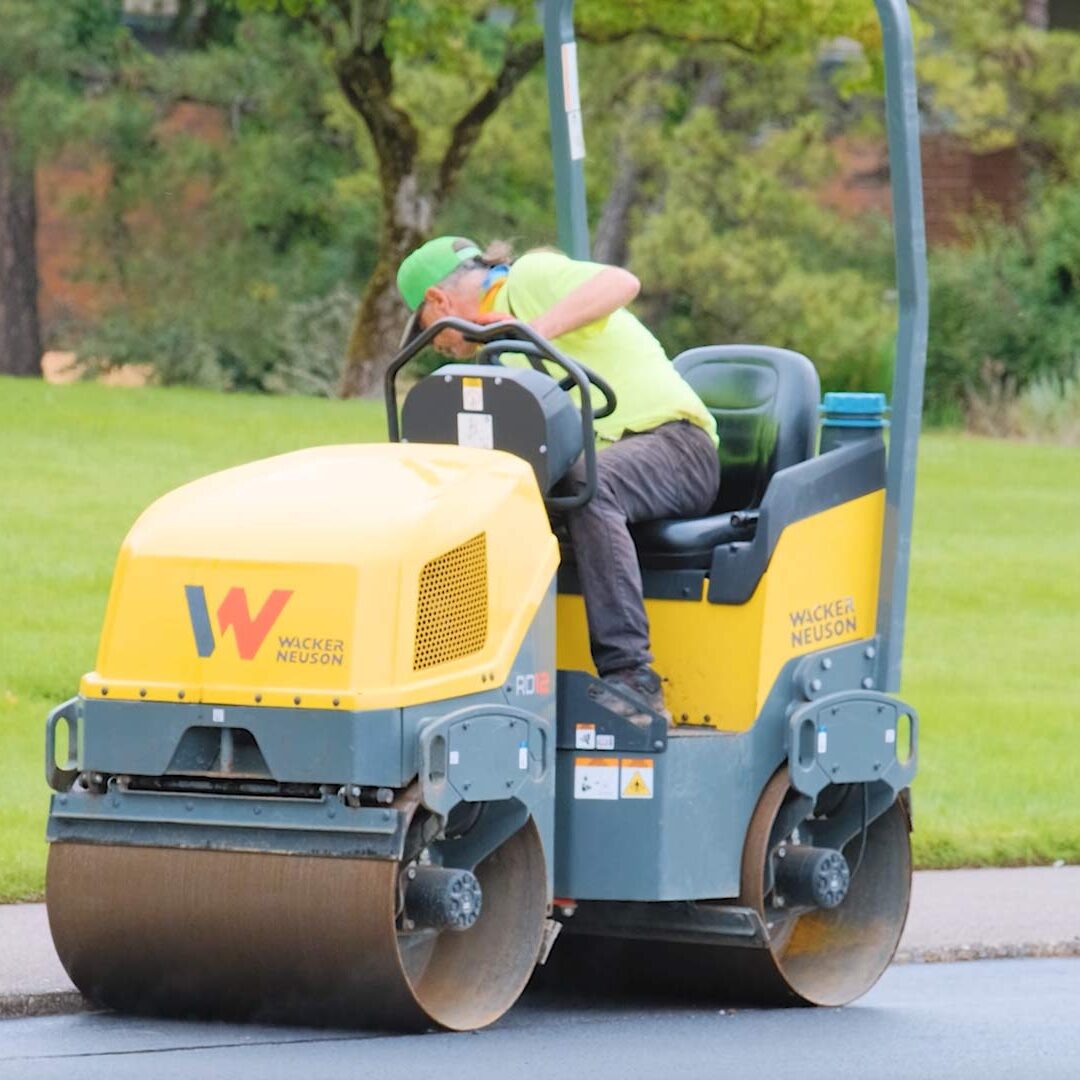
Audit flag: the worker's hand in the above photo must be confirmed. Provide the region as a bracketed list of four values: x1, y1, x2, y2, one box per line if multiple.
[432, 330, 476, 359]
[470, 311, 514, 325]
[432, 310, 513, 357]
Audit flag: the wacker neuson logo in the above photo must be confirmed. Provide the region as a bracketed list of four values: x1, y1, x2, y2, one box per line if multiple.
[789, 595, 858, 648]
[274, 635, 345, 667]
[184, 586, 345, 667]
[185, 585, 292, 660]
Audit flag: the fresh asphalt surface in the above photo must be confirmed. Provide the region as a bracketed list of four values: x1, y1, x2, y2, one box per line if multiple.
[0, 959, 1077, 1080]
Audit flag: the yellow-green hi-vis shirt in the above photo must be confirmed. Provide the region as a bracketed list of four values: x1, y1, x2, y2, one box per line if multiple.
[500, 251, 718, 446]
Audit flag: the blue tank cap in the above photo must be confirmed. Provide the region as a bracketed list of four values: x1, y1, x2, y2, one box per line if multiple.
[820, 392, 889, 428]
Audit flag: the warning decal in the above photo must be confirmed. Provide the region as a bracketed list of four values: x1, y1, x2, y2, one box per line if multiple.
[575, 724, 596, 750]
[574, 757, 619, 800]
[457, 412, 494, 449]
[620, 758, 654, 800]
[462, 376, 484, 411]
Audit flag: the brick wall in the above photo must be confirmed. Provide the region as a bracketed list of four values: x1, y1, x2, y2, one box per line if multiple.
[36, 152, 113, 328]
[921, 134, 1024, 244]
[35, 102, 226, 335]
[821, 134, 1025, 246]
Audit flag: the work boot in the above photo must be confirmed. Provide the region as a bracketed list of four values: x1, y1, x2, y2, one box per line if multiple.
[590, 666, 672, 727]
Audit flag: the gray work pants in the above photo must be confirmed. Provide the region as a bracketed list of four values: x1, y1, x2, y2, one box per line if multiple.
[563, 420, 720, 676]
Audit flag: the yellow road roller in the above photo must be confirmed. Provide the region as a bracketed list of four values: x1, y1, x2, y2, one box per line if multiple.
[43, 0, 928, 1031]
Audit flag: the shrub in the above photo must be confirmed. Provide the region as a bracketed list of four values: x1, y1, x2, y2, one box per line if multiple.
[78, 280, 361, 396]
[265, 286, 357, 396]
[927, 186, 1080, 423]
[965, 360, 1080, 443]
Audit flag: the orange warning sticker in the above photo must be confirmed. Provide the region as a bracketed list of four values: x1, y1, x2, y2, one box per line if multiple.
[620, 757, 654, 799]
[574, 757, 619, 800]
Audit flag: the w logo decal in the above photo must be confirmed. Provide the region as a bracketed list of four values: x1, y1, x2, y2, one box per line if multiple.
[184, 586, 293, 660]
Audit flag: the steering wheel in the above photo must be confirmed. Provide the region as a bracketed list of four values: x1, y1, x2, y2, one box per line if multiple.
[384, 317, 618, 511]
[474, 326, 617, 420]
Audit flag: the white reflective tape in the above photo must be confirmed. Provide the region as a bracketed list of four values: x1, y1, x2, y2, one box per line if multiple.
[567, 109, 586, 161]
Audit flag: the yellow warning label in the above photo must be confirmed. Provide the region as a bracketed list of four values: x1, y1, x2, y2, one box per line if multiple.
[461, 377, 484, 411]
[620, 757, 654, 799]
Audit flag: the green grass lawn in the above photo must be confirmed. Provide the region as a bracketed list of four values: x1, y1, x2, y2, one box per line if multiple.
[1, 376, 1077, 899]
[902, 434, 1080, 866]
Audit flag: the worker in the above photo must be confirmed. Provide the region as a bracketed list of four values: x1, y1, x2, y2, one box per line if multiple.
[396, 236, 719, 722]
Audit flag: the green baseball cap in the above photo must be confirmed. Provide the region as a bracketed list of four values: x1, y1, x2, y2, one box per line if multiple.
[397, 236, 482, 311]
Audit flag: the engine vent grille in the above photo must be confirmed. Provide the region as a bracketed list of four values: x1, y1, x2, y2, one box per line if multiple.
[414, 534, 488, 670]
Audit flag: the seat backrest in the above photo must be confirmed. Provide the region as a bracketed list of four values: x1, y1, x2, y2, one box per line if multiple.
[674, 345, 821, 512]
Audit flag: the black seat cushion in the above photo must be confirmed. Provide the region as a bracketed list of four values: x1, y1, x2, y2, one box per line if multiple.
[633, 346, 820, 564]
[629, 510, 757, 568]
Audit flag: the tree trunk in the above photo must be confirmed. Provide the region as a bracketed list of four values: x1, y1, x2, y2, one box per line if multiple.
[1023, 0, 1049, 29]
[0, 123, 42, 377]
[593, 145, 642, 267]
[338, 174, 433, 398]
[592, 72, 685, 266]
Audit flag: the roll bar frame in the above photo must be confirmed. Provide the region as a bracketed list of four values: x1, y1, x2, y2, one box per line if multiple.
[542, 0, 929, 692]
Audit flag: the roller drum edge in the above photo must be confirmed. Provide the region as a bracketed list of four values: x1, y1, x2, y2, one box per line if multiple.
[533, 772, 911, 1009]
[736, 769, 912, 1007]
[45, 819, 547, 1032]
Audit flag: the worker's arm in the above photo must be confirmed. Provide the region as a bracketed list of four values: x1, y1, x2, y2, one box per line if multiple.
[474, 264, 640, 337]
[528, 266, 640, 340]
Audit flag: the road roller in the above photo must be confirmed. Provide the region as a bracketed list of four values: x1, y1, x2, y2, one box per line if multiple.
[43, 0, 929, 1032]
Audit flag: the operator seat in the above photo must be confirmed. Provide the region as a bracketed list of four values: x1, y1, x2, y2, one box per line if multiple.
[630, 345, 821, 567]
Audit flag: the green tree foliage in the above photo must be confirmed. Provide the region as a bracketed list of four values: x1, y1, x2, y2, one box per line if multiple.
[584, 40, 896, 391]
[36, 0, 1080, 427]
[79, 15, 368, 390]
[230, 0, 882, 395]
[55, 1, 899, 396]
[914, 1, 1080, 179]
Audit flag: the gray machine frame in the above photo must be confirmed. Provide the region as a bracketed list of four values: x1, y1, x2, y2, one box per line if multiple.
[542, 0, 929, 693]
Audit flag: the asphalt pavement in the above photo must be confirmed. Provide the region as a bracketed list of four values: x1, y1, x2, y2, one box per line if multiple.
[0, 959, 1077, 1080]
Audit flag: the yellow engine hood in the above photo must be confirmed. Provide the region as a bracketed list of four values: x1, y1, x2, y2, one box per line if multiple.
[83, 444, 558, 710]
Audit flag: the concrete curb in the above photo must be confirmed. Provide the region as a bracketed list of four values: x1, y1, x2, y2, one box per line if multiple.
[0, 991, 88, 1020]
[896, 940, 1080, 965]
